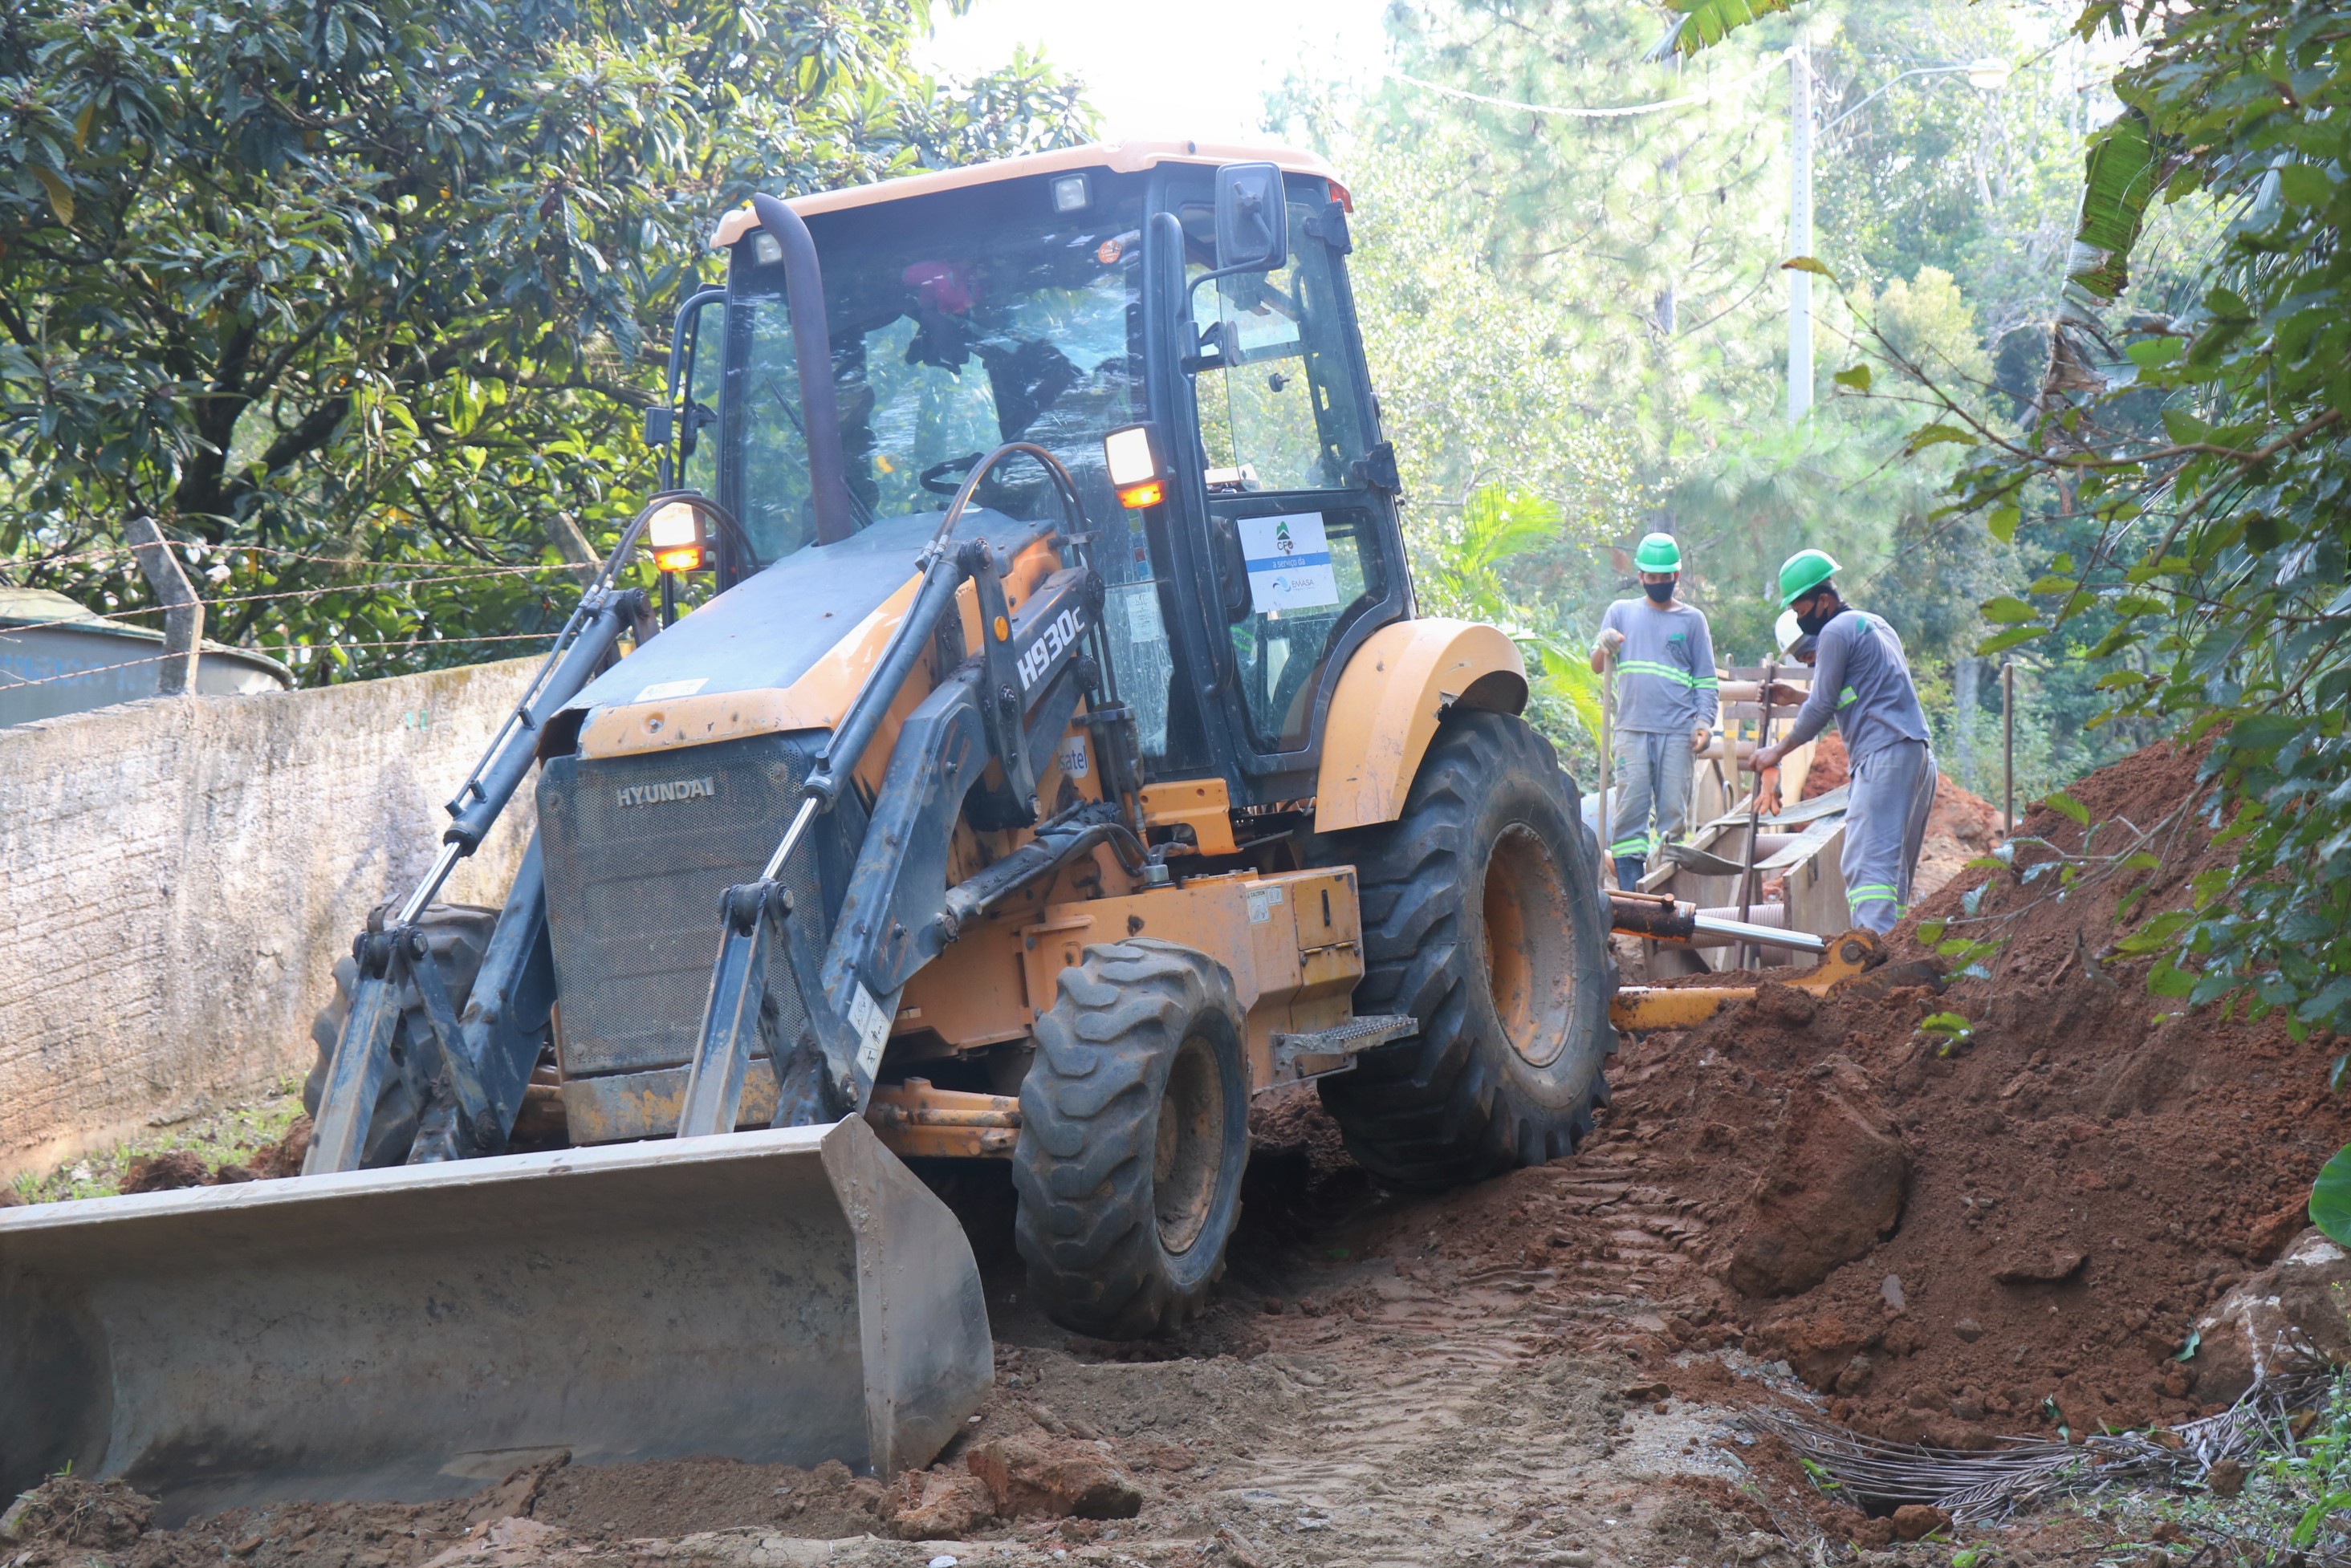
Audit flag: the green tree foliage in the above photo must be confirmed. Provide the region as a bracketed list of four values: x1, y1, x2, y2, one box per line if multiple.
[1933, 1, 2351, 1060]
[0, 0, 1088, 680]
[1314, 0, 2130, 793]
[1408, 485, 1606, 774]
[1336, 120, 1645, 542]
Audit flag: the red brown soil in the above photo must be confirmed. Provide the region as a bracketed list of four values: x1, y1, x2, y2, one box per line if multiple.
[1389, 738, 2351, 1444]
[1799, 731, 1849, 798]
[117, 1120, 311, 1193]
[1914, 773, 2000, 902]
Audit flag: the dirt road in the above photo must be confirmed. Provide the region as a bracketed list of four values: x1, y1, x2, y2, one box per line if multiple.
[15, 1077, 1823, 1568]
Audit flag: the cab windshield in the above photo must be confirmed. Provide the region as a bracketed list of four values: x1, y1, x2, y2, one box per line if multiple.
[724, 178, 1147, 561]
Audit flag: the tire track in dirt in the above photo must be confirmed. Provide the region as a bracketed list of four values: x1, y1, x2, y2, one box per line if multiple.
[980, 1122, 1803, 1567]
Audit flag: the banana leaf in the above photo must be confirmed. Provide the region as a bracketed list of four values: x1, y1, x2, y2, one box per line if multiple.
[2066, 108, 2158, 301]
[1644, 0, 1812, 62]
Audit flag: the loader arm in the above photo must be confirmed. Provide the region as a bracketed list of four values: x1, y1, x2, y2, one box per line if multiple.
[307, 493, 728, 1176]
[677, 447, 1126, 1137]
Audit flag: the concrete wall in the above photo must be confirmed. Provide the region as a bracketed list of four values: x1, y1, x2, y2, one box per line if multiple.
[0, 660, 539, 1180]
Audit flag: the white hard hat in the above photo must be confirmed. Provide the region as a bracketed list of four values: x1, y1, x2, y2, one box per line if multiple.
[1775, 609, 1801, 656]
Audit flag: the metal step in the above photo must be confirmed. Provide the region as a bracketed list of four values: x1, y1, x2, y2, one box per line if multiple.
[1273, 1014, 1417, 1079]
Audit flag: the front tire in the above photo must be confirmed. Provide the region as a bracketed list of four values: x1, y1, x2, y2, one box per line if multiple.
[1011, 940, 1249, 1338]
[303, 904, 498, 1168]
[1318, 709, 1616, 1188]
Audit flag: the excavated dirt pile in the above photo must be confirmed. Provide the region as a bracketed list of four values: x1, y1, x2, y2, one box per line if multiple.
[1431, 738, 2351, 1446]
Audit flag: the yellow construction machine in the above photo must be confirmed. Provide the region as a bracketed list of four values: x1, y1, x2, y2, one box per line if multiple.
[1, 142, 1875, 1519]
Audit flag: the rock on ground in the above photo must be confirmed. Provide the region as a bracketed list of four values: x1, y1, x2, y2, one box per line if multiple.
[965, 1436, 1141, 1521]
[2189, 1227, 2351, 1402]
[1728, 1058, 1910, 1298]
[889, 1470, 995, 1540]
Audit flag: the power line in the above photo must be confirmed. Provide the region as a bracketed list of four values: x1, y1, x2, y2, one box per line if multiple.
[1385, 48, 1793, 120]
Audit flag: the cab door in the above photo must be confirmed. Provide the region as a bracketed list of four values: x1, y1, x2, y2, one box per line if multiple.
[1154, 172, 1409, 797]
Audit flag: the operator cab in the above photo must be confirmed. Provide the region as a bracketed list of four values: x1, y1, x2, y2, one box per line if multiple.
[655, 144, 1409, 810]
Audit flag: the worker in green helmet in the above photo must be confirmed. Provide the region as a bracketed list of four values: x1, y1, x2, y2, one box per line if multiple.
[1589, 531, 1719, 891]
[1751, 549, 1936, 935]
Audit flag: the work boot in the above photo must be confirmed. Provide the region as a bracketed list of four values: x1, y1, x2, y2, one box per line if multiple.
[1613, 855, 1646, 892]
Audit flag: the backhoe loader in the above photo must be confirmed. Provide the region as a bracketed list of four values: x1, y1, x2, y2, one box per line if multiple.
[2, 141, 1867, 1520]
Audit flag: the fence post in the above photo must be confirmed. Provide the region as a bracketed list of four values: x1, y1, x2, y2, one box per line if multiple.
[2001, 660, 2015, 837]
[125, 517, 203, 697]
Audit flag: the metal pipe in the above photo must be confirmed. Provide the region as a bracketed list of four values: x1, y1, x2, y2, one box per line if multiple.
[1787, 39, 1813, 424]
[1690, 912, 1825, 955]
[396, 842, 466, 928]
[1737, 658, 1779, 967]
[1596, 646, 1615, 879]
[125, 518, 202, 697]
[746, 193, 856, 547]
[762, 795, 822, 882]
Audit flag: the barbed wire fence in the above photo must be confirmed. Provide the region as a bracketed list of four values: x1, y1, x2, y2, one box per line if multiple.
[1, 527, 608, 691]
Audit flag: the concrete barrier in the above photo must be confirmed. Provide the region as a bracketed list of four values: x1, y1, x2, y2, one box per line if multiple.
[0, 660, 539, 1180]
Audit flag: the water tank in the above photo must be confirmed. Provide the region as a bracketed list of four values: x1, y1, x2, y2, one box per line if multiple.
[0, 587, 295, 728]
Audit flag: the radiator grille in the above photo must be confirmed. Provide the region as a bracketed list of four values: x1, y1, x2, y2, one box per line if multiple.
[537, 733, 841, 1079]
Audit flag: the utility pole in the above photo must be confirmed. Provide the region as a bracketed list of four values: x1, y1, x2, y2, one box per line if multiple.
[1787, 37, 1813, 423]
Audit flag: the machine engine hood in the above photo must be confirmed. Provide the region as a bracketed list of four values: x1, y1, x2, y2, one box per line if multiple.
[563, 507, 1023, 720]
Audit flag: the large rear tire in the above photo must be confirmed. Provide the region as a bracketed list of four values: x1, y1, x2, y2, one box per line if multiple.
[1011, 940, 1249, 1338]
[303, 904, 498, 1168]
[1318, 709, 1616, 1189]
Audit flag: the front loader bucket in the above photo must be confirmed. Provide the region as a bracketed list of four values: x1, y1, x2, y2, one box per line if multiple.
[1, 1117, 990, 1523]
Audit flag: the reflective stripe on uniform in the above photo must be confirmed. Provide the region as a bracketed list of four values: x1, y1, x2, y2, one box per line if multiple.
[1617, 660, 1715, 690]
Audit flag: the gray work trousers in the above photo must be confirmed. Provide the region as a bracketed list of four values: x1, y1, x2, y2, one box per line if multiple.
[1842, 737, 1938, 934]
[1609, 729, 1695, 860]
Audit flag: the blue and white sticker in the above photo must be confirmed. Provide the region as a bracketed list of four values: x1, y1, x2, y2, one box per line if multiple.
[849, 983, 892, 1082]
[1239, 512, 1340, 613]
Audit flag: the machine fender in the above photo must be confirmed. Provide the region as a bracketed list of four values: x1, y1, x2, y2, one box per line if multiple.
[1312, 619, 1527, 833]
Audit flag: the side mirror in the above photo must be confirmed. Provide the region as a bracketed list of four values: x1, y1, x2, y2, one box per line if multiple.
[1213, 163, 1287, 275]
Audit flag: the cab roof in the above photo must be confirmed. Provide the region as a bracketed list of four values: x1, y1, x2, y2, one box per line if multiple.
[709, 139, 1348, 250]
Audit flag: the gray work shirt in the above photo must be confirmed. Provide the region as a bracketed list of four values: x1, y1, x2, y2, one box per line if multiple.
[1600, 599, 1719, 735]
[1783, 607, 1930, 764]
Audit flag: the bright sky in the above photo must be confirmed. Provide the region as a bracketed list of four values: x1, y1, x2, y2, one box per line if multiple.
[918, 0, 1393, 145]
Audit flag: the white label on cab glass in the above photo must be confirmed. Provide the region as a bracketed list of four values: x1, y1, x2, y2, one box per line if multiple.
[1239, 513, 1340, 614]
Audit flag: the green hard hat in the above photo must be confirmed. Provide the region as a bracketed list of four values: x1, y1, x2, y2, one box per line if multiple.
[1777, 548, 1841, 607]
[1633, 532, 1682, 573]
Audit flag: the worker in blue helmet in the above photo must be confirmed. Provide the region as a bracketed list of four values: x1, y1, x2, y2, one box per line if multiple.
[1752, 550, 1937, 935]
[1589, 532, 1719, 892]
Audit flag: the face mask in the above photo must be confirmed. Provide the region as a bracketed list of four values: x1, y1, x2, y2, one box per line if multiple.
[1795, 601, 1841, 636]
[1643, 578, 1676, 604]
